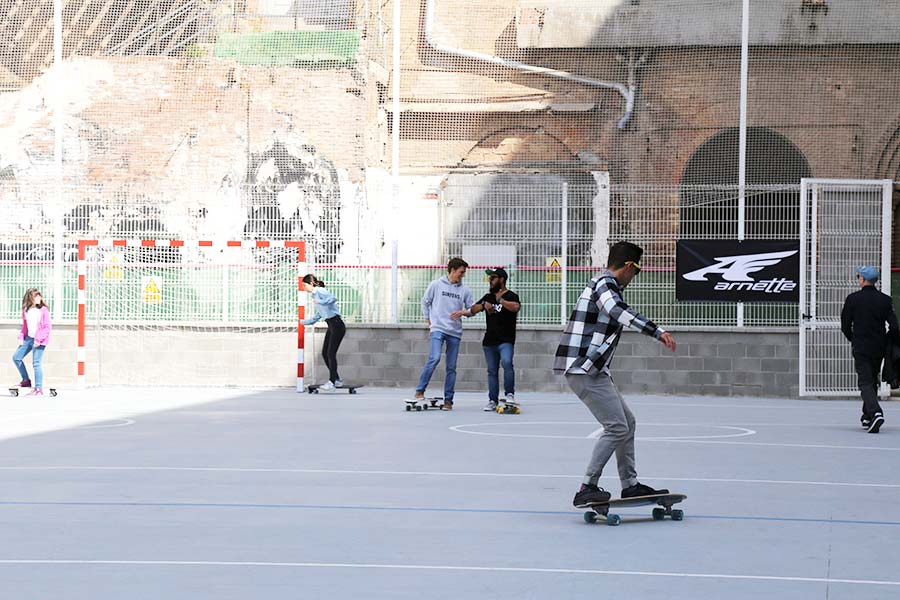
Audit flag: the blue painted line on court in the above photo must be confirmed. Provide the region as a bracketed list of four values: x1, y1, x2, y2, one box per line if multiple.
[0, 499, 899, 526]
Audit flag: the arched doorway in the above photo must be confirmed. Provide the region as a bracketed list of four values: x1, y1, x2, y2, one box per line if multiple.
[679, 127, 812, 239]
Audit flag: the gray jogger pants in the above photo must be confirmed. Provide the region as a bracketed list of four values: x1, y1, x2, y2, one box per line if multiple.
[566, 372, 637, 489]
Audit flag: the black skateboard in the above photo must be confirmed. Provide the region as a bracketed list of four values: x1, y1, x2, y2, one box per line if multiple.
[583, 493, 686, 526]
[404, 397, 447, 411]
[307, 383, 363, 395]
[9, 387, 57, 397]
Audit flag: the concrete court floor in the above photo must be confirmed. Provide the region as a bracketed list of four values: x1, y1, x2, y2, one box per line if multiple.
[0, 386, 898, 600]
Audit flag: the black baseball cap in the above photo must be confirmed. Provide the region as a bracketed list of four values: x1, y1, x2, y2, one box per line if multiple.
[485, 267, 509, 280]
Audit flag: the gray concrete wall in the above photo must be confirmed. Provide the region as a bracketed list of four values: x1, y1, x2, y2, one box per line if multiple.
[0, 323, 804, 397]
[320, 324, 802, 398]
[517, 0, 900, 48]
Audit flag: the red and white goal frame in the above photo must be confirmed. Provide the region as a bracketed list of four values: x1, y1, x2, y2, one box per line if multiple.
[76, 239, 307, 391]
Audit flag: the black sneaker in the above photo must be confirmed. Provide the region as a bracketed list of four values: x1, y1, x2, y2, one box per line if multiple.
[621, 482, 669, 499]
[868, 414, 884, 434]
[573, 484, 611, 508]
[861, 415, 872, 429]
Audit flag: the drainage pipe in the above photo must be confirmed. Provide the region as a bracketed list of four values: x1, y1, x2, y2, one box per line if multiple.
[424, 0, 638, 129]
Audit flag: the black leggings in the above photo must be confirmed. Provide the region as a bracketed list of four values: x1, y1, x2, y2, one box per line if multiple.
[322, 316, 346, 383]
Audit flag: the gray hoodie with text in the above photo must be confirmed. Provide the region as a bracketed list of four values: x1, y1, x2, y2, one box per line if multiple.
[421, 275, 475, 338]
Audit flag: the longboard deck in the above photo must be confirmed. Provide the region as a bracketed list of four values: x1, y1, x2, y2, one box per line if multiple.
[583, 493, 686, 526]
[307, 384, 363, 395]
[496, 401, 520, 414]
[405, 397, 446, 411]
[9, 388, 57, 397]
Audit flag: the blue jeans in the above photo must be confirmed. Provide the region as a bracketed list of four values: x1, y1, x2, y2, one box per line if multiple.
[416, 331, 461, 401]
[483, 343, 515, 402]
[13, 336, 45, 389]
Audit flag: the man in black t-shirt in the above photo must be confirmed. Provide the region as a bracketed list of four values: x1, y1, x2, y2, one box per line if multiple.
[470, 267, 521, 411]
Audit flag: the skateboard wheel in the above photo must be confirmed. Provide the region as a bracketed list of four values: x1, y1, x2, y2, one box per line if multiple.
[652, 507, 666, 520]
[583, 511, 597, 524]
[422, 404, 428, 410]
[496, 406, 505, 414]
[416, 406, 422, 411]
[406, 405, 411, 411]
[606, 514, 621, 526]
[10, 390, 18, 397]
[671, 509, 684, 521]
[49, 389, 57, 397]
[349, 389, 356, 394]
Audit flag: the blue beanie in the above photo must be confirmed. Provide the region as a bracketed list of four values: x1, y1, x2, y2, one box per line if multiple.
[855, 266, 879, 283]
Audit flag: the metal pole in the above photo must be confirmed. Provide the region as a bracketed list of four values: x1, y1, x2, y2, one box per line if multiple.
[798, 179, 808, 396]
[391, 239, 399, 322]
[561, 183, 568, 325]
[880, 179, 893, 397]
[390, 0, 401, 323]
[736, 0, 749, 328]
[52, 0, 64, 320]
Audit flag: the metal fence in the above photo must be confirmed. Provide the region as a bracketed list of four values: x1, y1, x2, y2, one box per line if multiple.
[0, 181, 888, 328]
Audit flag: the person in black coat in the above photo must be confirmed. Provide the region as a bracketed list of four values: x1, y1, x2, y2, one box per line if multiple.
[840, 266, 900, 433]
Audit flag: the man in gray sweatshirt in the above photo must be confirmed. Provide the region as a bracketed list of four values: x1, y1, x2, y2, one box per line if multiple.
[414, 257, 476, 409]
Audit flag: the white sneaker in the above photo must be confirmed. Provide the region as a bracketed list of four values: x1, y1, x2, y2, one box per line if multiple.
[504, 393, 516, 404]
[483, 400, 498, 412]
[319, 381, 335, 391]
[334, 379, 344, 388]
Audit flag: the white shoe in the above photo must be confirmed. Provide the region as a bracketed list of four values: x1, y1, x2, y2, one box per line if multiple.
[319, 381, 336, 391]
[504, 393, 516, 404]
[483, 400, 498, 412]
[334, 379, 344, 388]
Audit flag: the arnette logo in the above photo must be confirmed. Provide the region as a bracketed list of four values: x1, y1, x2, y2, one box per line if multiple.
[682, 250, 798, 293]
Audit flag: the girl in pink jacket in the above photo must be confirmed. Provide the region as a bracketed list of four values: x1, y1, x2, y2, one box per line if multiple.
[13, 288, 52, 396]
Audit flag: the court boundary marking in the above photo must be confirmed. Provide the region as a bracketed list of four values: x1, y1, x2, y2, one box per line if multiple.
[0, 559, 896, 586]
[448, 421, 900, 451]
[0, 500, 899, 527]
[1, 466, 898, 489]
[448, 421, 756, 441]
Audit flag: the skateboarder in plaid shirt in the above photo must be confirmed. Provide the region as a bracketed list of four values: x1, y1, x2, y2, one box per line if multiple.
[554, 241, 677, 508]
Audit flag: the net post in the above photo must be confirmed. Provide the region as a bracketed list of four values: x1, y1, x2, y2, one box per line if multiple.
[297, 241, 307, 392]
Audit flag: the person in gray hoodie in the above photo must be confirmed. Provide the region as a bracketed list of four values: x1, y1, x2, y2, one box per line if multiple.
[414, 257, 476, 409]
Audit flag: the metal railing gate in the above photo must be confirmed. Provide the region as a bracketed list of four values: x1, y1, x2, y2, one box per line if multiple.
[799, 178, 893, 396]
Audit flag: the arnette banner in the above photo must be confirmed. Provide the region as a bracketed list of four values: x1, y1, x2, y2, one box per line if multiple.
[676, 240, 800, 302]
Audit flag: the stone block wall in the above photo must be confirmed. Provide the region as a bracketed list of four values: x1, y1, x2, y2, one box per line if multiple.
[309, 324, 805, 398]
[1, 322, 867, 399]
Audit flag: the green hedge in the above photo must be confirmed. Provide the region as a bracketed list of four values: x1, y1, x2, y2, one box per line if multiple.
[214, 31, 360, 67]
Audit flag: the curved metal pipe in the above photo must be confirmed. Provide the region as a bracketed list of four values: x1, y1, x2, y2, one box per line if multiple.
[423, 0, 637, 129]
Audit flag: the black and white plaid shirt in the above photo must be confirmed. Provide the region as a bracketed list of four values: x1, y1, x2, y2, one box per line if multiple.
[554, 270, 665, 376]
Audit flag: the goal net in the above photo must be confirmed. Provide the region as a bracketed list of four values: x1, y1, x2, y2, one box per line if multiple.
[77, 239, 306, 390]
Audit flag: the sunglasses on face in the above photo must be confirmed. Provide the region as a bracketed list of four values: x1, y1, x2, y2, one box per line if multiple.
[625, 260, 642, 273]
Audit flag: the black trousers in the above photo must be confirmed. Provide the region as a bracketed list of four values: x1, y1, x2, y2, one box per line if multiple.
[322, 316, 346, 383]
[853, 352, 884, 418]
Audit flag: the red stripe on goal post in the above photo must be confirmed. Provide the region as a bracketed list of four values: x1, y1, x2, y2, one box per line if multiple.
[75, 239, 306, 391]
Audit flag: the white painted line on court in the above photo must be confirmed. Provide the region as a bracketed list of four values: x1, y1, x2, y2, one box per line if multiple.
[74, 419, 135, 429]
[1, 466, 899, 489]
[449, 421, 900, 450]
[0, 559, 896, 587]
[451, 422, 757, 441]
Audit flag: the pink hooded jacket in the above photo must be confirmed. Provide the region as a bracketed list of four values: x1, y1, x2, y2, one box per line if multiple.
[19, 306, 52, 346]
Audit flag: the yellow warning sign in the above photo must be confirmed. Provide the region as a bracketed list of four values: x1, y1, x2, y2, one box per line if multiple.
[141, 276, 162, 304]
[103, 253, 124, 280]
[546, 257, 562, 282]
